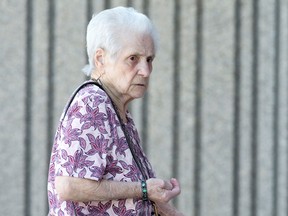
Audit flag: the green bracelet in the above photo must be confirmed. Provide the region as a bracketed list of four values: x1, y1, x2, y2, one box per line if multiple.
[141, 180, 148, 201]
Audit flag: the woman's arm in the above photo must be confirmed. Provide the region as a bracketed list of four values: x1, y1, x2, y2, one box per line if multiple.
[55, 176, 141, 202]
[55, 176, 181, 203]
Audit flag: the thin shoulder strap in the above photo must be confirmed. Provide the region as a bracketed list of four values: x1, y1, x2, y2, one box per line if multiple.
[61, 80, 101, 121]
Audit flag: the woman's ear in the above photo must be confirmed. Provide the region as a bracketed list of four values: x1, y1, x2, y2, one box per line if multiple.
[94, 48, 105, 68]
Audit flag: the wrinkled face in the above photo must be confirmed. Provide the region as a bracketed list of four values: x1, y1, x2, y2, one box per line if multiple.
[103, 33, 155, 102]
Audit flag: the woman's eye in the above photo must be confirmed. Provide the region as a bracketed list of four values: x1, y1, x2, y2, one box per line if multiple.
[129, 56, 136, 61]
[147, 57, 154, 63]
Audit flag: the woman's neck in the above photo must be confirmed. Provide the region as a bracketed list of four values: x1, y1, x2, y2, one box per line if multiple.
[104, 85, 128, 123]
[91, 75, 128, 123]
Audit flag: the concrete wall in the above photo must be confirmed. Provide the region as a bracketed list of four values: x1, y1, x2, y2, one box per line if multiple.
[1, 0, 288, 215]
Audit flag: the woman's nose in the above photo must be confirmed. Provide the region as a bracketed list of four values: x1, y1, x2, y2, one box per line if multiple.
[138, 61, 152, 77]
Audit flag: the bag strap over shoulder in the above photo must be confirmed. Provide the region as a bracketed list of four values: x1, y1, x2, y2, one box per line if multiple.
[61, 80, 101, 121]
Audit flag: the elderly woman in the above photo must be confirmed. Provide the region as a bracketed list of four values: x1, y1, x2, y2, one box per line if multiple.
[48, 6, 183, 216]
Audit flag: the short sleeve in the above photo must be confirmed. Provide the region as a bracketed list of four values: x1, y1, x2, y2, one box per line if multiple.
[54, 85, 112, 181]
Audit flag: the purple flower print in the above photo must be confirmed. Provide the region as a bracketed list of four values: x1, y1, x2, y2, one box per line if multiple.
[106, 106, 120, 127]
[105, 155, 123, 177]
[78, 168, 87, 178]
[67, 101, 82, 119]
[86, 134, 108, 159]
[48, 163, 55, 182]
[74, 149, 94, 171]
[80, 104, 108, 134]
[79, 137, 87, 149]
[92, 94, 105, 108]
[112, 200, 134, 216]
[73, 204, 85, 216]
[134, 200, 143, 213]
[64, 201, 78, 215]
[115, 137, 128, 157]
[48, 190, 58, 211]
[57, 209, 64, 216]
[81, 92, 105, 111]
[51, 148, 61, 164]
[61, 149, 94, 175]
[62, 123, 82, 147]
[89, 164, 106, 179]
[61, 149, 69, 160]
[118, 160, 129, 170]
[87, 201, 112, 215]
[61, 155, 74, 175]
[124, 161, 141, 182]
[56, 169, 63, 176]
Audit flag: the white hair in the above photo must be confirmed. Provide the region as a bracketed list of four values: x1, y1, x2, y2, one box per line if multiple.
[82, 6, 159, 76]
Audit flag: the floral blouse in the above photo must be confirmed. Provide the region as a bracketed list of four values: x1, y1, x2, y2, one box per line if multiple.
[47, 82, 155, 215]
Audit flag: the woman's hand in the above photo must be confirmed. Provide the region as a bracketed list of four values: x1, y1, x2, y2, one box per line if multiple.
[155, 202, 185, 216]
[146, 178, 181, 203]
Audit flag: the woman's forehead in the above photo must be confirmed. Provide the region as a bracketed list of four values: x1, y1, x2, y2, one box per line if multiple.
[119, 34, 155, 57]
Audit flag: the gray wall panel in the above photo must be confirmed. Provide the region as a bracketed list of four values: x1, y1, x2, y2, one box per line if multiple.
[238, 0, 253, 215]
[111, 0, 127, 7]
[178, 0, 197, 213]
[201, 1, 234, 215]
[0, 0, 26, 215]
[30, 0, 50, 214]
[257, 0, 275, 215]
[148, 0, 174, 180]
[276, 1, 288, 215]
[1, 0, 288, 215]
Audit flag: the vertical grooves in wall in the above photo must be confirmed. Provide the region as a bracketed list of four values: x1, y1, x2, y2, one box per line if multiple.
[104, 0, 111, 9]
[250, 0, 259, 215]
[140, 0, 150, 154]
[24, 0, 33, 215]
[272, 0, 280, 215]
[84, 0, 94, 81]
[194, 0, 203, 215]
[46, 1, 55, 213]
[287, 70, 288, 216]
[126, 0, 133, 7]
[232, 0, 242, 215]
[47, 0, 55, 159]
[287, 5, 288, 216]
[172, 0, 181, 208]
[287, 4, 288, 209]
[86, 0, 93, 24]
